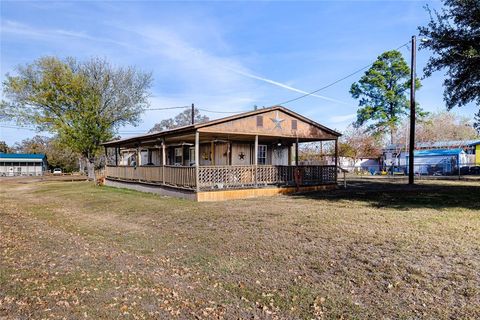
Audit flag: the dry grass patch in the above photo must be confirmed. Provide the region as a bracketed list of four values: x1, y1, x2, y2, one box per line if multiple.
[1, 177, 479, 319]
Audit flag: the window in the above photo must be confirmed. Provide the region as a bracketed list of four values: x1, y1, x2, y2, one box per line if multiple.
[189, 147, 195, 165]
[258, 145, 267, 165]
[291, 119, 297, 130]
[256, 116, 263, 127]
[174, 147, 183, 165]
[147, 149, 153, 165]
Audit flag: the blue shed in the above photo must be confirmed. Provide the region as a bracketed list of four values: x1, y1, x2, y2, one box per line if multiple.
[0, 153, 48, 176]
[406, 148, 467, 175]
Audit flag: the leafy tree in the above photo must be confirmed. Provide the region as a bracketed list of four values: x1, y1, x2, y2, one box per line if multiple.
[1, 56, 152, 178]
[14, 135, 80, 172]
[338, 125, 382, 165]
[418, 0, 480, 132]
[149, 108, 209, 132]
[394, 111, 479, 145]
[350, 50, 423, 144]
[0, 140, 12, 153]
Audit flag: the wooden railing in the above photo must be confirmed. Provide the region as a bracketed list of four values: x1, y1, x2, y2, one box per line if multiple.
[105, 165, 195, 189]
[163, 166, 196, 188]
[198, 165, 336, 191]
[106, 165, 336, 191]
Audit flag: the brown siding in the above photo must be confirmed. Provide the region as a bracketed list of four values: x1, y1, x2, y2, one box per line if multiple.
[231, 143, 252, 165]
[214, 143, 229, 165]
[198, 109, 336, 140]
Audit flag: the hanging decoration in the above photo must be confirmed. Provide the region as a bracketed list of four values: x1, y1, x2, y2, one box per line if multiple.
[270, 110, 285, 129]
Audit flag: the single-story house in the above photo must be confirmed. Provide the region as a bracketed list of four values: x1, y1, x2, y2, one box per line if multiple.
[102, 106, 341, 201]
[0, 153, 47, 176]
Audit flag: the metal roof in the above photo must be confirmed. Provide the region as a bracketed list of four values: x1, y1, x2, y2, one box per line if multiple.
[0, 153, 46, 159]
[412, 148, 465, 157]
[385, 139, 480, 150]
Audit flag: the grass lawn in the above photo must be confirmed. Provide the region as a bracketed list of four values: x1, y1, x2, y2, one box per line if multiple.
[1, 177, 479, 319]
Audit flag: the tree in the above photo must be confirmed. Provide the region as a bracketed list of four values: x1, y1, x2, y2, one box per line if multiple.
[149, 108, 209, 132]
[338, 125, 382, 164]
[14, 135, 80, 172]
[350, 50, 423, 144]
[1, 57, 152, 179]
[418, 0, 480, 131]
[0, 140, 12, 153]
[394, 111, 479, 145]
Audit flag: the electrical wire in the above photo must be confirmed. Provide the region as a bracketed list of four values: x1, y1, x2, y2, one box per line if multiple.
[274, 41, 411, 106]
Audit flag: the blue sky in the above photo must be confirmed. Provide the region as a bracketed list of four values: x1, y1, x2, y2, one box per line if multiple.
[1, 0, 477, 145]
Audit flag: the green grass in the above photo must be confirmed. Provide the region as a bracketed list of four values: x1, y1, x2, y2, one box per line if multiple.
[1, 177, 479, 319]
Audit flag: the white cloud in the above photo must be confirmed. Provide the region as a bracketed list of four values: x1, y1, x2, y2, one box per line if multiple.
[329, 113, 356, 123]
[229, 68, 348, 105]
[1, 20, 131, 48]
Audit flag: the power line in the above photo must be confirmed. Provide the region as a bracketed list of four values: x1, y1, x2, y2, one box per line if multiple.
[144, 106, 188, 111]
[145, 105, 245, 114]
[198, 108, 245, 114]
[274, 41, 411, 106]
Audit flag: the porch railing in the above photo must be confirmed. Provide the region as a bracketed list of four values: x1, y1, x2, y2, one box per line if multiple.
[105, 165, 336, 191]
[105, 165, 195, 189]
[198, 165, 336, 190]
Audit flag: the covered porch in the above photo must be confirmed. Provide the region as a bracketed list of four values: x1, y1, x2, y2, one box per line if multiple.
[102, 106, 341, 200]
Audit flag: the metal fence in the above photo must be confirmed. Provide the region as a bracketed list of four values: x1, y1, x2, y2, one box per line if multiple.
[341, 162, 480, 180]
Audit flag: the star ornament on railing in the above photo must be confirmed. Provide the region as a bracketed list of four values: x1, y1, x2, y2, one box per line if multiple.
[270, 111, 285, 129]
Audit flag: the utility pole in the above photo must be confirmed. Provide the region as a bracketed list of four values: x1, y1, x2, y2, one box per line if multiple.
[408, 35, 416, 185]
[191, 103, 195, 125]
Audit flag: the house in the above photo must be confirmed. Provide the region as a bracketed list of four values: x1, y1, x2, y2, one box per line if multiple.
[102, 106, 341, 201]
[0, 153, 47, 176]
[339, 157, 381, 174]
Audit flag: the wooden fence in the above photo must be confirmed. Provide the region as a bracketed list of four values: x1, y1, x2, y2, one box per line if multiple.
[106, 165, 336, 191]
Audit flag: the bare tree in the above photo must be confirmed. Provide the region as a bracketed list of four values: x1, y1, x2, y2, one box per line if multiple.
[394, 111, 479, 145]
[338, 125, 382, 165]
[149, 108, 209, 132]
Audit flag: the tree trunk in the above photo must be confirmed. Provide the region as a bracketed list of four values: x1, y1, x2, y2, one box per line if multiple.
[86, 158, 96, 182]
[390, 126, 396, 145]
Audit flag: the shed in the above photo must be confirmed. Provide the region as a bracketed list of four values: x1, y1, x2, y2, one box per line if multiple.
[0, 153, 47, 176]
[406, 149, 467, 175]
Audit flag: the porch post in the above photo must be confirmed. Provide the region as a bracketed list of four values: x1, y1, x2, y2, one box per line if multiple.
[254, 135, 258, 187]
[115, 147, 118, 166]
[295, 137, 299, 166]
[162, 140, 166, 185]
[195, 131, 200, 192]
[137, 146, 141, 166]
[335, 138, 339, 182]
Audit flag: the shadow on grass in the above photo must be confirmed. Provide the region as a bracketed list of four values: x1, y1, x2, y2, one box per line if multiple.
[292, 179, 480, 210]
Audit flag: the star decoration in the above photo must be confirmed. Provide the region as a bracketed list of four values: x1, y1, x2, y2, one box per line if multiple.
[238, 152, 245, 160]
[270, 111, 285, 129]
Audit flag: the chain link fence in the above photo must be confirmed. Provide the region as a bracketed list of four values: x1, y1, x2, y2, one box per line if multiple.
[341, 162, 480, 181]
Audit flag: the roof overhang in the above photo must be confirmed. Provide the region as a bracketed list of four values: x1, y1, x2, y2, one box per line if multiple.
[102, 106, 341, 147]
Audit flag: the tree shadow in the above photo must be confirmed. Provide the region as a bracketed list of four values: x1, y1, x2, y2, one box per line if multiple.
[292, 179, 480, 210]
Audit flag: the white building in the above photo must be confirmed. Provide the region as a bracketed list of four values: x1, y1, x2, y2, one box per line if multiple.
[0, 153, 47, 176]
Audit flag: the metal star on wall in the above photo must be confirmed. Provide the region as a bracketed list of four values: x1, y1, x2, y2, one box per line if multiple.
[270, 111, 285, 129]
[238, 152, 245, 160]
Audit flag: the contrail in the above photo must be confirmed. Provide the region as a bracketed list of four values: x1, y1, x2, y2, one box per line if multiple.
[230, 68, 348, 105]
